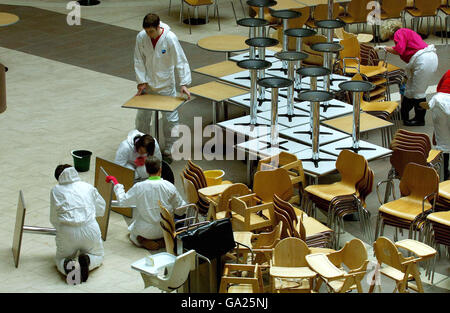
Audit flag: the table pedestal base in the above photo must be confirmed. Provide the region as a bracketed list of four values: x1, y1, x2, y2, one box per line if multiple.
[183, 18, 207, 25]
[335, 146, 376, 153]
[258, 140, 289, 151]
[278, 113, 309, 123]
[77, 0, 100, 5]
[300, 157, 337, 169]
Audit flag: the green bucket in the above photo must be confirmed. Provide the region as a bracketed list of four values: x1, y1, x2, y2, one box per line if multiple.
[71, 150, 92, 172]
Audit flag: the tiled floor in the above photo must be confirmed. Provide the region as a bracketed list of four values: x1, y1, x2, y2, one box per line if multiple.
[0, 0, 448, 293]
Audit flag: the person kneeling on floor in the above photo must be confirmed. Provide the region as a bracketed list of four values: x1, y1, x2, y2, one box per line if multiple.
[107, 156, 186, 250]
[50, 164, 106, 284]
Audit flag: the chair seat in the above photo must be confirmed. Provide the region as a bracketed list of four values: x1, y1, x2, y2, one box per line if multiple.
[427, 149, 442, 164]
[440, 6, 450, 15]
[379, 197, 432, 221]
[344, 62, 387, 77]
[380, 266, 413, 282]
[328, 279, 358, 293]
[232, 209, 271, 229]
[387, 63, 402, 72]
[406, 8, 437, 17]
[310, 247, 336, 254]
[362, 100, 398, 114]
[274, 278, 312, 292]
[305, 183, 356, 202]
[303, 216, 333, 236]
[270, 266, 317, 278]
[339, 15, 366, 24]
[185, 0, 213, 5]
[427, 211, 450, 226]
[395, 239, 437, 259]
[380, 12, 402, 20]
[228, 284, 255, 293]
[438, 180, 450, 200]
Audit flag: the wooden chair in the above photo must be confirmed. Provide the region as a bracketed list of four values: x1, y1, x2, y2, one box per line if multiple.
[181, 0, 218, 34]
[435, 180, 450, 211]
[375, 163, 439, 242]
[425, 211, 450, 283]
[339, 36, 388, 101]
[219, 263, 264, 293]
[269, 237, 317, 293]
[187, 160, 232, 186]
[406, 0, 444, 43]
[338, 0, 372, 33]
[272, 7, 310, 44]
[305, 3, 345, 29]
[371, 0, 408, 44]
[305, 150, 368, 218]
[369, 237, 437, 293]
[253, 167, 299, 204]
[257, 152, 307, 206]
[207, 183, 252, 221]
[251, 221, 283, 265]
[335, 27, 373, 43]
[306, 238, 369, 293]
[229, 193, 275, 232]
[302, 34, 327, 66]
[180, 171, 210, 215]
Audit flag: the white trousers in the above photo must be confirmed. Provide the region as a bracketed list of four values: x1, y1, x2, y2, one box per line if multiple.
[55, 221, 104, 275]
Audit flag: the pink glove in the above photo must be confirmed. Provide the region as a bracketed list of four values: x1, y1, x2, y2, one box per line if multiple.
[106, 176, 118, 185]
[134, 156, 146, 167]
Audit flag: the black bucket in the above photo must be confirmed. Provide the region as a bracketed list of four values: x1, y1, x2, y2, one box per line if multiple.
[71, 150, 92, 172]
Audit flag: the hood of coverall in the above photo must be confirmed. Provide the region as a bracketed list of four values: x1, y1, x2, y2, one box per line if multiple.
[58, 167, 81, 185]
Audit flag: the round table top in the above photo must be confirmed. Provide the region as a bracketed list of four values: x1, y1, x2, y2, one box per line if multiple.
[311, 42, 342, 53]
[237, 59, 272, 70]
[198, 35, 248, 53]
[258, 77, 293, 89]
[298, 90, 334, 102]
[247, 0, 277, 8]
[237, 17, 269, 28]
[316, 19, 346, 29]
[0, 12, 19, 27]
[339, 80, 375, 92]
[297, 66, 331, 77]
[269, 9, 302, 19]
[245, 37, 279, 47]
[284, 27, 316, 38]
[275, 51, 308, 61]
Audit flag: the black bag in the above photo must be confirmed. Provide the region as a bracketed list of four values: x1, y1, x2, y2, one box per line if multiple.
[177, 218, 236, 260]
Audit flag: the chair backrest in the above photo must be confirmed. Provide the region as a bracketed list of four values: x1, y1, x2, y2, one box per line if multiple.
[258, 152, 306, 189]
[274, 208, 295, 239]
[390, 148, 427, 178]
[381, 0, 407, 18]
[335, 150, 368, 189]
[373, 236, 404, 272]
[185, 167, 206, 189]
[159, 249, 197, 291]
[216, 183, 251, 216]
[341, 238, 368, 270]
[339, 36, 361, 69]
[396, 129, 432, 152]
[399, 162, 439, 200]
[253, 168, 294, 203]
[347, 0, 371, 23]
[187, 160, 208, 188]
[288, 7, 310, 29]
[180, 173, 199, 204]
[414, 0, 441, 15]
[335, 28, 357, 40]
[272, 237, 310, 267]
[160, 217, 176, 255]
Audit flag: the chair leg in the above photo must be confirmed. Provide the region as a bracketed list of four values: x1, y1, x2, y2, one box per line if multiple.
[216, 2, 221, 31]
[188, 6, 192, 35]
[169, 0, 172, 15]
[239, 0, 245, 16]
[230, 1, 238, 25]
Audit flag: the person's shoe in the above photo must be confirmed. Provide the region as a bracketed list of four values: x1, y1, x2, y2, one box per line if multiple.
[78, 254, 90, 283]
[137, 236, 162, 250]
[404, 119, 425, 126]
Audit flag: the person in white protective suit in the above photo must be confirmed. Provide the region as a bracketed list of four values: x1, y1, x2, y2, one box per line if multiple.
[375, 26, 438, 126]
[50, 165, 105, 284]
[106, 156, 186, 250]
[114, 129, 162, 181]
[426, 70, 450, 180]
[134, 13, 191, 163]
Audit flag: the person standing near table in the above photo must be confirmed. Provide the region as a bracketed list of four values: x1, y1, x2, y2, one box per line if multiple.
[376, 27, 438, 126]
[134, 13, 191, 163]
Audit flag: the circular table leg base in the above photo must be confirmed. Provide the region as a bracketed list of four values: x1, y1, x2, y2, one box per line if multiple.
[77, 0, 101, 6]
[301, 158, 337, 168]
[335, 146, 376, 153]
[183, 18, 207, 25]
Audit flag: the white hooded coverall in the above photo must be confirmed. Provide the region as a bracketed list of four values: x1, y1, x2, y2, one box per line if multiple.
[134, 22, 192, 154]
[428, 93, 450, 153]
[404, 45, 438, 100]
[113, 177, 186, 246]
[50, 167, 106, 275]
[114, 129, 162, 181]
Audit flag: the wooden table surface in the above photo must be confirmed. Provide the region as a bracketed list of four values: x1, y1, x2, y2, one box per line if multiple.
[0, 12, 19, 27]
[194, 60, 244, 78]
[122, 94, 190, 112]
[189, 81, 248, 102]
[198, 35, 248, 53]
[322, 112, 393, 134]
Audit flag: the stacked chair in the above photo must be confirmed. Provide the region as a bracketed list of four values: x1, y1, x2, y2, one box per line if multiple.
[436, 181, 450, 211]
[207, 183, 251, 221]
[375, 162, 440, 242]
[369, 237, 437, 293]
[338, 35, 388, 102]
[425, 210, 450, 283]
[219, 263, 265, 293]
[306, 238, 369, 293]
[181, 160, 232, 214]
[304, 150, 371, 221]
[305, 3, 345, 29]
[273, 194, 334, 252]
